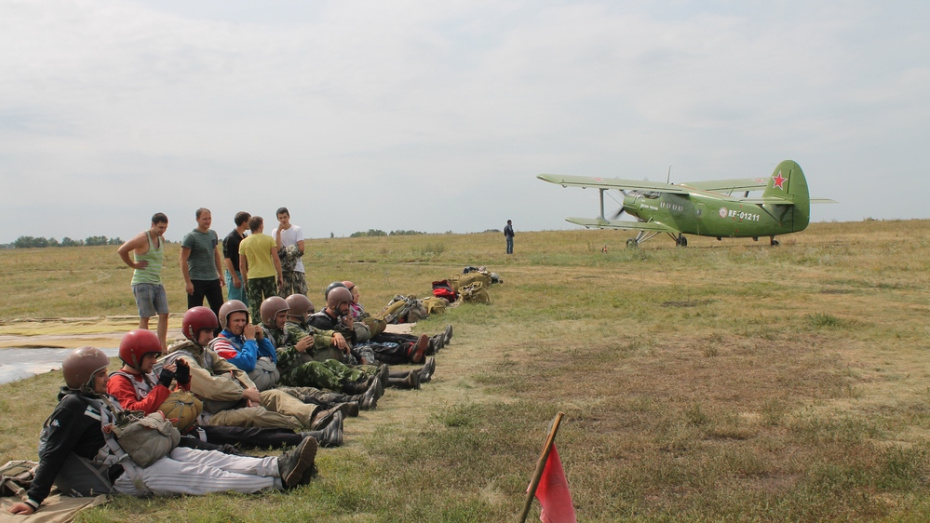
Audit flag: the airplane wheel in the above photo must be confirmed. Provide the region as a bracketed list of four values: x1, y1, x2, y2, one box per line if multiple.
[626, 239, 638, 248]
[771, 239, 780, 246]
[677, 236, 688, 247]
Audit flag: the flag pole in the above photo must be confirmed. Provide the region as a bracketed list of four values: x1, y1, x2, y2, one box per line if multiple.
[519, 412, 564, 523]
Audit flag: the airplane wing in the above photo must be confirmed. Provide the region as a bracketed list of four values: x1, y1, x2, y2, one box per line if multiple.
[738, 197, 795, 206]
[679, 178, 768, 192]
[566, 217, 678, 233]
[537, 174, 690, 195]
[810, 198, 838, 204]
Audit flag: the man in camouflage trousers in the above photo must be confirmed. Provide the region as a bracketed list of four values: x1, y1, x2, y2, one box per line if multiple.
[260, 295, 383, 397]
[272, 207, 309, 296]
[239, 216, 283, 325]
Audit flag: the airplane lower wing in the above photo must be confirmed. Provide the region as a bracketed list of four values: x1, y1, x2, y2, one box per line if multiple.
[566, 217, 678, 233]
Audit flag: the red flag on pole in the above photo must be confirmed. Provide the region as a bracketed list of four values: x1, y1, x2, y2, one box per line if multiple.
[534, 444, 576, 523]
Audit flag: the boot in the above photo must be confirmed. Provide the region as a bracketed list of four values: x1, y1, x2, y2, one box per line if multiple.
[359, 377, 380, 410]
[443, 324, 453, 345]
[427, 334, 444, 355]
[387, 370, 420, 390]
[418, 357, 436, 383]
[376, 364, 390, 388]
[336, 401, 359, 418]
[310, 404, 343, 430]
[277, 436, 318, 488]
[406, 334, 428, 363]
[341, 376, 373, 394]
[300, 412, 344, 448]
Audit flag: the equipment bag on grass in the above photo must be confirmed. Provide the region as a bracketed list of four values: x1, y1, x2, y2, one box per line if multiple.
[432, 280, 458, 301]
[460, 281, 490, 304]
[421, 296, 449, 315]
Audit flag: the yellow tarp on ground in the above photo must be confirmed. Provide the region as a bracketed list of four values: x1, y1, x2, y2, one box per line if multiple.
[0, 317, 415, 349]
[0, 494, 109, 523]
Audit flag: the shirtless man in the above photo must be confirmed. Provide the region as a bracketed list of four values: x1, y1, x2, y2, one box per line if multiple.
[117, 213, 170, 350]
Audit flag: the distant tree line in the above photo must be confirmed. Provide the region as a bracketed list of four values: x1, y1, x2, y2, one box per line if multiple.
[12, 235, 124, 248]
[349, 229, 425, 238]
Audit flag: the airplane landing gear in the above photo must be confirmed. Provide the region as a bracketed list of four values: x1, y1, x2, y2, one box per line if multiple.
[676, 235, 688, 247]
[626, 238, 638, 248]
[770, 236, 780, 246]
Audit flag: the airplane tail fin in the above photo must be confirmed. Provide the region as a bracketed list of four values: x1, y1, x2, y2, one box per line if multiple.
[763, 160, 810, 231]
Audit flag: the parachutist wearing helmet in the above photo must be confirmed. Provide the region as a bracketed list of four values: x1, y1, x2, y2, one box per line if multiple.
[110, 326, 343, 450]
[310, 285, 430, 366]
[162, 306, 344, 433]
[8, 346, 320, 516]
[209, 300, 278, 386]
[262, 296, 383, 404]
[108, 329, 191, 414]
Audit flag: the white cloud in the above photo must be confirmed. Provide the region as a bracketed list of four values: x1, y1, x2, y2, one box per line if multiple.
[1, 0, 928, 243]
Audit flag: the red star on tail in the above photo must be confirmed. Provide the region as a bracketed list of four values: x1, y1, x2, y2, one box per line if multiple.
[772, 171, 786, 190]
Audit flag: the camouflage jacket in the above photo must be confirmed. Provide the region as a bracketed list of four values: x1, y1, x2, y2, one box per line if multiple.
[264, 321, 336, 374]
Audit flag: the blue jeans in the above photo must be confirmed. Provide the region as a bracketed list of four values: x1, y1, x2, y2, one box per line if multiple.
[225, 270, 248, 307]
[506, 237, 513, 254]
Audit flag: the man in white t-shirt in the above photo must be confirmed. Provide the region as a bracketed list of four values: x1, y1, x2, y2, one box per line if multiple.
[273, 207, 308, 296]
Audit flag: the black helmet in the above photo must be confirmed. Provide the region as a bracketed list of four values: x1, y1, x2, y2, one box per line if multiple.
[324, 281, 347, 300]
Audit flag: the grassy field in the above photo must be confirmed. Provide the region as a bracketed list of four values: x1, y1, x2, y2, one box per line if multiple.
[2, 220, 930, 522]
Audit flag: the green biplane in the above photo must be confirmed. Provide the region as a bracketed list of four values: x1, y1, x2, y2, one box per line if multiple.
[538, 160, 835, 247]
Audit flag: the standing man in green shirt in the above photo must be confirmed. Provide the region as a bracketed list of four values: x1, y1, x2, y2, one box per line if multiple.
[180, 208, 226, 321]
[118, 213, 170, 350]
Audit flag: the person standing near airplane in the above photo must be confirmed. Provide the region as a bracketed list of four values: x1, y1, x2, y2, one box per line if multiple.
[504, 220, 515, 254]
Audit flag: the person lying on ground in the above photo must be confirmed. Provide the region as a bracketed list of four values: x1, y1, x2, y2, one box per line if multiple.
[159, 308, 344, 433]
[213, 298, 375, 415]
[311, 286, 432, 366]
[300, 289, 435, 389]
[342, 280, 453, 355]
[261, 295, 388, 395]
[7, 347, 318, 516]
[110, 328, 341, 448]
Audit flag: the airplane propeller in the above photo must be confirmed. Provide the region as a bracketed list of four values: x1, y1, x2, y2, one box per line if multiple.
[606, 189, 626, 220]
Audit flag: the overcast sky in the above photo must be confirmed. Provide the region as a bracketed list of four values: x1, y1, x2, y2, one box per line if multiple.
[1, 0, 927, 244]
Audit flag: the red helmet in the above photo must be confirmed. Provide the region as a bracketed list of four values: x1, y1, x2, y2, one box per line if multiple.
[62, 346, 110, 391]
[119, 329, 163, 369]
[183, 306, 220, 341]
[285, 294, 314, 320]
[217, 300, 248, 330]
[327, 286, 353, 310]
[260, 296, 289, 326]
